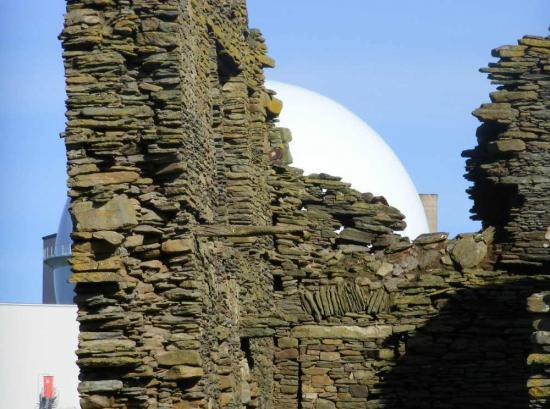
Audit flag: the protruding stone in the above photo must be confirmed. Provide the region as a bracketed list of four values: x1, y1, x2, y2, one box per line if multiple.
[339, 228, 373, 245]
[519, 36, 550, 48]
[414, 232, 448, 245]
[77, 356, 141, 368]
[266, 96, 283, 115]
[71, 171, 140, 188]
[450, 236, 487, 269]
[78, 380, 123, 393]
[472, 103, 516, 122]
[73, 196, 138, 232]
[488, 139, 526, 154]
[70, 272, 125, 283]
[491, 45, 526, 58]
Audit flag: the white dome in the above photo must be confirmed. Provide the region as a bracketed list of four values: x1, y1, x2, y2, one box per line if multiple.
[267, 81, 429, 239]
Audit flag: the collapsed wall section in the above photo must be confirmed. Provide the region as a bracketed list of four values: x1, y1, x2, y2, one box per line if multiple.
[264, 165, 550, 408]
[464, 35, 550, 271]
[261, 34, 550, 409]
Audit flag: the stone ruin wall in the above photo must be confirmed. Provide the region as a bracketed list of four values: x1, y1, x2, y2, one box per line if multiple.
[464, 36, 550, 272]
[58, 0, 549, 408]
[61, 0, 279, 407]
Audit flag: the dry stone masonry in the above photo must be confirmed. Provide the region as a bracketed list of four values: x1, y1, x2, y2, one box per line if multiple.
[528, 291, 550, 408]
[58, 1, 549, 407]
[464, 36, 550, 272]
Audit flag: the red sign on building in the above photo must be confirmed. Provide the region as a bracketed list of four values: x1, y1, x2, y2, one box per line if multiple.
[43, 376, 54, 399]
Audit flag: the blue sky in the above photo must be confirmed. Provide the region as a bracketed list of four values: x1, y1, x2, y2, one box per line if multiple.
[0, 1, 548, 303]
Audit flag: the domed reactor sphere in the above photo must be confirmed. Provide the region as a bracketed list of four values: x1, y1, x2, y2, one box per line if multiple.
[267, 81, 429, 239]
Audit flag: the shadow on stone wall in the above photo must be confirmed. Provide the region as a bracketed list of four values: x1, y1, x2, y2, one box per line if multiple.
[377, 277, 546, 408]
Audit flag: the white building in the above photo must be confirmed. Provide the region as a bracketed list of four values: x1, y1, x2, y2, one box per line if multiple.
[0, 304, 79, 409]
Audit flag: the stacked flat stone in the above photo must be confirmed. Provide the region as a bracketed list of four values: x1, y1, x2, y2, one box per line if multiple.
[61, 0, 280, 408]
[269, 215, 550, 408]
[59, 1, 549, 407]
[463, 35, 550, 271]
[527, 292, 550, 408]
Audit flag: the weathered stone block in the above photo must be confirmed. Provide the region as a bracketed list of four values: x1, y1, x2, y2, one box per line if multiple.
[519, 36, 550, 48]
[472, 103, 516, 122]
[275, 348, 299, 360]
[157, 350, 202, 367]
[533, 331, 550, 345]
[414, 232, 448, 245]
[487, 139, 526, 154]
[311, 375, 333, 386]
[339, 228, 373, 245]
[528, 354, 550, 366]
[77, 356, 141, 368]
[78, 380, 123, 393]
[528, 293, 550, 313]
[80, 395, 112, 409]
[492, 45, 526, 58]
[315, 399, 336, 409]
[278, 337, 299, 349]
[92, 231, 125, 245]
[529, 386, 550, 399]
[376, 262, 393, 277]
[71, 171, 140, 188]
[450, 236, 487, 269]
[164, 366, 204, 381]
[319, 351, 340, 361]
[161, 238, 194, 254]
[73, 196, 138, 232]
[70, 272, 125, 283]
[490, 90, 538, 102]
[349, 384, 369, 398]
